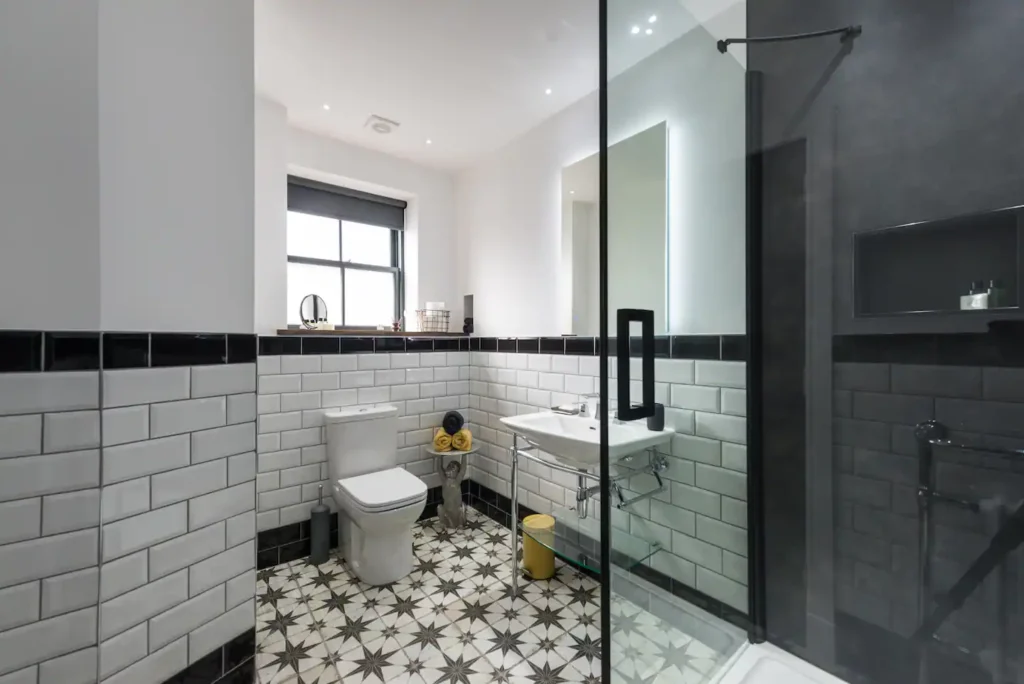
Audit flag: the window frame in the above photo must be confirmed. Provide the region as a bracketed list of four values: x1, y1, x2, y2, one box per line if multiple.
[286, 178, 406, 328]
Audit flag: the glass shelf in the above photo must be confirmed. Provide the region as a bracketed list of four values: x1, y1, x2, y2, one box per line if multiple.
[518, 505, 661, 575]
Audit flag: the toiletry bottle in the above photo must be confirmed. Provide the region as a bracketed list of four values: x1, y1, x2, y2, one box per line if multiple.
[987, 279, 1004, 308]
[969, 281, 989, 310]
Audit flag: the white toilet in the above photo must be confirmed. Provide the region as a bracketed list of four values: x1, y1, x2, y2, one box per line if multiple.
[325, 405, 427, 585]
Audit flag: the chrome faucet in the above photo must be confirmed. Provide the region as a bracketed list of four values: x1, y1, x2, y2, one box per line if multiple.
[579, 393, 601, 418]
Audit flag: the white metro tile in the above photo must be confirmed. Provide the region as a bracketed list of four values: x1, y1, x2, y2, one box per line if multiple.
[432, 366, 459, 382]
[280, 355, 320, 374]
[188, 541, 254, 596]
[551, 356, 579, 374]
[100, 570, 187, 640]
[446, 352, 469, 366]
[256, 511, 279, 532]
[389, 353, 420, 369]
[0, 450, 100, 503]
[302, 373, 339, 392]
[374, 369, 406, 385]
[226, 393, 257, 425]
[0, 607, 97, 677]
[564, 374, 594, 395]
[257, 356, 281, 375]
[357, 354, 390, 371]
[322, 389, 358, 408]
[40, 567, 98, 618]
[280, 427, 321, 450]
[256, 472, 279, 493]
[188, 482, 254, 530]
[670, 385, 721, 412]
[420, 352, 446, 367]
[150, 397, 226, 439]
[99, 622, 147, 679]
[41, 489, 99, 535]
[256, 394, 281, 415]
[148, 521, 226, 580]
[103, 368, 188, 409]
[258, 374, 300, 395]
[187, 600, 254, 666]
[225, 511, 255, 547]
[148, 585, 225, 652]
[39, 646, 98, 684]
[655, 358, 695, 384]
[695, 361, 746, 389]
[0, 499, 41, 545]
[102, 406, 149, 447]
[337, 371, 374, 389]
[695, 412, 746, 445]
[191, 423, 256, 463]
[101, 503, 187, 561]
[100, 552, 147, 601]
[257, 449, 301, 473]
[256, 433, 280, 455]
[101, 478, 150, 523]
[101, 637, 186, 684]
[280, 391, 321, 412]
[300, 444, 327, 465]
[227, 452, 256, 486]
[721, 388, 746, 417]
[538, 373, 564, 392]
[0, 372, 99, 415]
[391, 384, 420, 401]
[0, 529, 98, 590]
[190, 364, 255, 398]
[406, 368, 433, 383]
[0, 582, 40, 632]
[150, 460, 227, 508]
[527, 355, 551, 372]
[258, 486, 301, 511]
[357, 387, 391, 404]
[321, 356, 358, 372]
[104, 435, 189, 484]
[0, 415, 42, 458]
[516, 371, 539, 388]
[225, 569, 255, 609]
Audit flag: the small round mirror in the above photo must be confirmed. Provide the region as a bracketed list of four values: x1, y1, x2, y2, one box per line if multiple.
[300, 294, 328, 330]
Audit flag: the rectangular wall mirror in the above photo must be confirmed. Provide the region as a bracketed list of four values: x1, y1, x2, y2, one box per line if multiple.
[561, 122, 668, 335]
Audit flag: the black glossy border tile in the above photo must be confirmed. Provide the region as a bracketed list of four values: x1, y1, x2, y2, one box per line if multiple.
[721, 335, 747, 361]
[102, 333, 150, 369]
[517, 338, 540, 354]
[470, 337, 482, 351]
[0, 331, 41, 373]
[226, 334, 257, 364]
[341, 337, 375, 354]
[434, 338, 461, 351]
[565, 337, 595, 355]
[215, 659, 255, 684]
[539, 337, 564, 354]
[460, 337, 471, 351]
[630, 336, 671, 358]
[480, 337, 498, 351]
[671, 335, 720, 360]
[833, 331, 1024, 367]
[374, 337, 406, 353]
[151, 334, 226, 367]
[259, 335, 301, 356]
[406, 338, 434, 351]
[301, 336, 340, 355]
[44, 332, 99, 371]
[497, 338, 517, 352]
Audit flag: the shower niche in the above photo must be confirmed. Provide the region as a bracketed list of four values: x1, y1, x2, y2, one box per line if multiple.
[854, 205, 1023, 318]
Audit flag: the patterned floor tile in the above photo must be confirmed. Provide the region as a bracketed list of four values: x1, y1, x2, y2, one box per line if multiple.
[255, 515, 738, 684]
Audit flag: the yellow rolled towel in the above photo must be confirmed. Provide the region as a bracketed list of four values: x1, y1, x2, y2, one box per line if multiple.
[433, 428, 452, 452]
[452, 428, 472, 451]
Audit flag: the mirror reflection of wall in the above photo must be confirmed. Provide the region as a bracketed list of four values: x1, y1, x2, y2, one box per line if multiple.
[561, 122, 667, 335]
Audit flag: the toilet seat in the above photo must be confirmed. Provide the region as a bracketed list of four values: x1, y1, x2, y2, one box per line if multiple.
[337, 467, 427, 512]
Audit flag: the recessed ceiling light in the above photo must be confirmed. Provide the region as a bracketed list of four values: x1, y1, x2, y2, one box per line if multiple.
[426, 139, 433, 145]
[630, 25, 640, 35]
[645, 28, 654, 35]
[570, 190, 575, 194]
[545, 88, 552, 95]
[649, 14, 658, 23]
[322, 104, 330, 111]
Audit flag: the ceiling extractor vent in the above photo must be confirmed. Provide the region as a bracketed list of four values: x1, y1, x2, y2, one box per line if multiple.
[364, 114, 400, 135]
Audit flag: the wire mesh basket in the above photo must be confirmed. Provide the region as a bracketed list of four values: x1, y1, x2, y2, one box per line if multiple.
[416, 309, 450, 333]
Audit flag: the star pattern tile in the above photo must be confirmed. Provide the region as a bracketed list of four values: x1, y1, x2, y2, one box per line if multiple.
[255, 510, 738, 684]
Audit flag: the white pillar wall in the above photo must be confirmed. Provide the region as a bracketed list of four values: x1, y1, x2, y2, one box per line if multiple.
[0, 0, 255, 335]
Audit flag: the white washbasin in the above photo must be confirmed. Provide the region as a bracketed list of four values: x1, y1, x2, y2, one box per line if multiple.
[501, 412, 673, 469]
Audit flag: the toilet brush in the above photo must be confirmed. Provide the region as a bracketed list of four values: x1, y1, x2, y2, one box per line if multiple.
[310, 485, 330, 565]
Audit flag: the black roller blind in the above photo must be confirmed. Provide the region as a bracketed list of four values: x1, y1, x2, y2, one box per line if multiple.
[287, 176, 406, 229]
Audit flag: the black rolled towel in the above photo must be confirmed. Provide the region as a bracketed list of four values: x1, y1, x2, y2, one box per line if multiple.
[442, 410, 465, 436]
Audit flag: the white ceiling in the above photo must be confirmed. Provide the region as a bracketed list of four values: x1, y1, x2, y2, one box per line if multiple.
[255, 0, 743, 171]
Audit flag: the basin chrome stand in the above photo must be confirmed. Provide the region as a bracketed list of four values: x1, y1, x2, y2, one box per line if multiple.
[508, 432, 668, 594]
[427, 446, 480, 530]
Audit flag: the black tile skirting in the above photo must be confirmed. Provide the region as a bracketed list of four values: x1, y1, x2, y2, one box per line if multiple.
[0, 330, 257, 373]
[161, 627, 255, 684]
[256, 487, 443, 570]
[469, 335, 748, 360]
[834, 324, 1024, 367]
[464, 479, 751, 632]
[258, 336, 469, 355]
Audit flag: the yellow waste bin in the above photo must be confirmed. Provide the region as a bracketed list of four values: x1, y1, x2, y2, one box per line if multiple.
[521, 514, 556, 580]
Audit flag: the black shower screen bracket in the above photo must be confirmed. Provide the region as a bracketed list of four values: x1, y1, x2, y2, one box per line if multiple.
[717, 25, 862, 54]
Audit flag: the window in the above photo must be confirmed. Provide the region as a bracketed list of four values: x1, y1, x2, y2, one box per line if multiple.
[286, 177, 405, 327]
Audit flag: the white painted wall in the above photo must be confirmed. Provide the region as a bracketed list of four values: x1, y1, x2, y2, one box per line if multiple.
[457, 24, 746, 336]
[255, 96, 288, 334]
[98, 0, 255, 334]
[0, 0, 101, 330]
[287, 127, 460, 329]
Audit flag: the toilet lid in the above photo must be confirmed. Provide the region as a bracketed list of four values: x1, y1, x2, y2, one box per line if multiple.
[337, 468, 428, 511]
